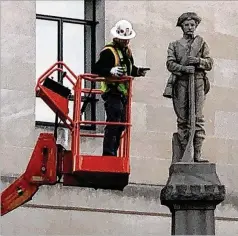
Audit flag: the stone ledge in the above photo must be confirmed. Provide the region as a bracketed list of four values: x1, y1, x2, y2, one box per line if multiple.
[1, 174, 237, 219]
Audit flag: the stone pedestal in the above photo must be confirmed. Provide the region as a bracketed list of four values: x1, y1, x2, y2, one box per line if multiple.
[160, 163, 225, 235]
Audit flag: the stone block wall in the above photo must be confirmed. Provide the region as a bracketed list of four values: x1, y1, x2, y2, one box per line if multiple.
[1, 1, 237, 235]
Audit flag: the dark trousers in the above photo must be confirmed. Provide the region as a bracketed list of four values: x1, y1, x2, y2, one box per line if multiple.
[102, 92, 126, 156]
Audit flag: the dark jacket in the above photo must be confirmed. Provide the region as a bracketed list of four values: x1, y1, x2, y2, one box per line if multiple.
[92, 44, 140, 77]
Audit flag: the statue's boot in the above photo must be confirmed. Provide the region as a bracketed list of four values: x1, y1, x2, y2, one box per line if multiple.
[194, 149, 209, 162]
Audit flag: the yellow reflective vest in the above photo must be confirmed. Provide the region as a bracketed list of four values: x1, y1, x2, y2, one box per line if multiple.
[100, 43, 132, 96]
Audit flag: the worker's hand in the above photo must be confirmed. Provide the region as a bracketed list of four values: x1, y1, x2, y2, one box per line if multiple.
[187, 56, 200, 65]
[110, 66, 125, 77]
[184, 66, 195, 74]
[138, 67, 150, 77]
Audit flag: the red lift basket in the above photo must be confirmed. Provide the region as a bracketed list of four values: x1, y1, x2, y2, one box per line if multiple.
[1, 62, 133, 216]
[64, 74, 133, 191]
[36, 62, 133, 190]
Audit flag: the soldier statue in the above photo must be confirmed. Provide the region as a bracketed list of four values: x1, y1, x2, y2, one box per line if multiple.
[163, 12, 213, 162]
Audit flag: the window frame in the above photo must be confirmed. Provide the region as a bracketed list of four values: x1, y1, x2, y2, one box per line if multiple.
[35, 0, 98, 131]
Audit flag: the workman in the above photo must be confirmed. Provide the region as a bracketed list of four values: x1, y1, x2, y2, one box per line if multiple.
[93, 19, 149, 156]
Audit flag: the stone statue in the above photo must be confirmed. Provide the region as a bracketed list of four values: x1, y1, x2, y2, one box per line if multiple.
[163, 12, 213, 162]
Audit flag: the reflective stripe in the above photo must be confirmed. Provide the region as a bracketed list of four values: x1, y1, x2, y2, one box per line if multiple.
[100, 43, 132, 96]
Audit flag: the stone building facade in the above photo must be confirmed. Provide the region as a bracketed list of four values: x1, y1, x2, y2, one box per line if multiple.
[1, 1, 238, 235]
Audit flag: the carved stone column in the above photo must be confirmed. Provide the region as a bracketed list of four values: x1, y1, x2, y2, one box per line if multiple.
[160, 163, 225, 235]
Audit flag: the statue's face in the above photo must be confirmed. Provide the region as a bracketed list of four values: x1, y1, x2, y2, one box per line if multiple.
[181, 19, 197, 35]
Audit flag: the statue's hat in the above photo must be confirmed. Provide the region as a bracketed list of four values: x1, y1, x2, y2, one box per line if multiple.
[176, 12, 201, 27]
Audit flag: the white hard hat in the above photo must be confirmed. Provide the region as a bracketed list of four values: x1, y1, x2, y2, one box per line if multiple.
[110, 20, 136, 40]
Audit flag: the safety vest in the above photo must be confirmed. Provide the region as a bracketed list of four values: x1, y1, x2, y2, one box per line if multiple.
[100, 42, 132, 96]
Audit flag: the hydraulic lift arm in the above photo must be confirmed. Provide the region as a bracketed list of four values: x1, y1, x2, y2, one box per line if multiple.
[1, 133, 59, 216]
[1, 62, 73, 216]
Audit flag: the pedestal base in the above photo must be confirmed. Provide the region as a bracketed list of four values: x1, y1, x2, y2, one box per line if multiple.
[160, 163, 225, 235]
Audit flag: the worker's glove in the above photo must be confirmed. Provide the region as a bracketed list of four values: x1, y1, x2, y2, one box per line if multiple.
[110, 66, 125, 77]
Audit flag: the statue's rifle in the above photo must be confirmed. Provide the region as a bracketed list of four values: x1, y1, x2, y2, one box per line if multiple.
[181, 42, 196, 162]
